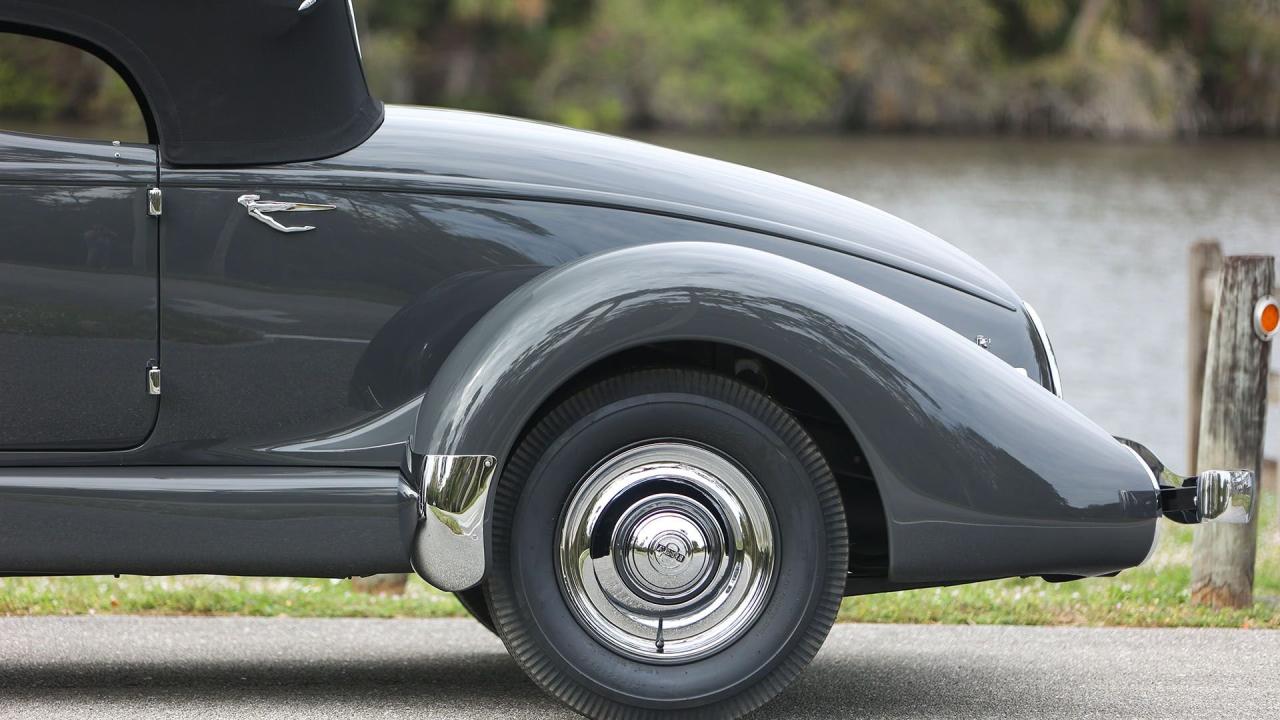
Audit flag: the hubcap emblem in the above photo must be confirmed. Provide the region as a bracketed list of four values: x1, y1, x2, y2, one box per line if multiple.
[652, 537, 688, 567]
[618, 507, 714, 601]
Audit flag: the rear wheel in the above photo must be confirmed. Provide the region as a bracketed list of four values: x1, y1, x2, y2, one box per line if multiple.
[485, 369, 848, 719]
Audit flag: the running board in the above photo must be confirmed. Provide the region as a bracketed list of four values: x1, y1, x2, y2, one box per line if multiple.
[0, 467, 416, 577]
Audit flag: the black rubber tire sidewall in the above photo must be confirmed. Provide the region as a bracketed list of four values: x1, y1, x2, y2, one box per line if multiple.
[486, 369, 847, 719]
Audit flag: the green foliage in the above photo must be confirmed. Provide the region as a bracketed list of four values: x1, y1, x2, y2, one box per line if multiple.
[0, 58, 59, 121]
[0, 37, 63, 122]
[1007, 23, 1199, 137]
[820, 0, 1006, 130]
[452, 0, 551, 25]
[1019, 0, 1071, 41]
[3, 2, 1280, 139]
[1204, 0, 1280, 133]
[0, 576, 466, 619]
[535, 0, 837, 131]
[360, 0, 1280, 137]
[0, 33, 146, 140]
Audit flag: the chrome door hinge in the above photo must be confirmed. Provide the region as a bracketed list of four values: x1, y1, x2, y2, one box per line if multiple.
[146, 364, 162, 396]
[148, 187, 163, 217]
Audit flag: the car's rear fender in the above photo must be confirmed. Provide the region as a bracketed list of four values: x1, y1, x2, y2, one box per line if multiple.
[408, 242, 1158, 591]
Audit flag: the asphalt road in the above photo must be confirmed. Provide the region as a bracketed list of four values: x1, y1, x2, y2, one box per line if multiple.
[0, 617, 1276, 719]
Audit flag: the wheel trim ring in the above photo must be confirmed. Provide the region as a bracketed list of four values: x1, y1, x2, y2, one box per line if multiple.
[557, 441, 777, 664]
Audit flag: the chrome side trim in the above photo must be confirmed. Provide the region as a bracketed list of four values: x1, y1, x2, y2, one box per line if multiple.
[410, 454, 495, 591]
[1116, 437, 1188, 489]
[347, 0, 362, 58]
[1023, 302, 1062, 397]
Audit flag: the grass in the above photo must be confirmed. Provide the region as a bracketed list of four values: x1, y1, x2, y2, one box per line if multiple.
[3, 505, 1277, 628]
[0, 575, 465, 619]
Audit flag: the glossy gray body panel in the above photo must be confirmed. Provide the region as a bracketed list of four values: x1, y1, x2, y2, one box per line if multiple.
[0, 105, 1133, 586]
[0, 131, 158, 450]
[410, 243, 1157, 583]
[0, 467, 413, 577]
[1, 186, 1042, 468]
[178, 106, 1019, 309]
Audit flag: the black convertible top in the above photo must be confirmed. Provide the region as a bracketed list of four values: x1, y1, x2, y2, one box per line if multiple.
[0, 0, 383, 166]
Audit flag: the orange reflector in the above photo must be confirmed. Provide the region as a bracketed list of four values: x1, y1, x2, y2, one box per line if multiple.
[1256, 296, 1279, 341]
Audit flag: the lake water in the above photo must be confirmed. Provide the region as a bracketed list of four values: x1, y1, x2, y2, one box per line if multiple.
[650, 135, 1280, 467]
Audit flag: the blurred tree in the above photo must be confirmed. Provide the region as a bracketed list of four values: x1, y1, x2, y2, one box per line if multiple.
[0, 34, 145, 140]
[363, 0, 572, 115]
[820, 0, 1005, 131]
[1003, 0, 1200, 137]
[3, 1, 1279, 139]
[534, 0, 836, 130]
[1202, 0, 1280, 133]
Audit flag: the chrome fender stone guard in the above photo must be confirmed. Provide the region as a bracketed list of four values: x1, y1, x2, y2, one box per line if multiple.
[411, 454, 496, 591]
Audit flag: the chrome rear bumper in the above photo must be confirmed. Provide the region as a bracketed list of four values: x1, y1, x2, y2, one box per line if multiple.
[1116, 438, 1255, 525]
[1175, 470, 1255, 524]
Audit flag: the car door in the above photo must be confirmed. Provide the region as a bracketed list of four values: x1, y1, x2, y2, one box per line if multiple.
[0, 130, 160, 450]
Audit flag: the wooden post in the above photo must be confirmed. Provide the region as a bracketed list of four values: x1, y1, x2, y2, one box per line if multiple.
[1187, 240, 1222, 470]
[1190, 255, 1275, 608]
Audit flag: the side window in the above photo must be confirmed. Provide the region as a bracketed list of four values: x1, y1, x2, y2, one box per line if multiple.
[0, 32, 147, 142]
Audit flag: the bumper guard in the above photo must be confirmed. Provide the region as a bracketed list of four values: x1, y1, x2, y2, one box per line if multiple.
[1117, 438, 1255, 525]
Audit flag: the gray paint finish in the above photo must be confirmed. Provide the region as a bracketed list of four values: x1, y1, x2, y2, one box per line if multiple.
[0, 467, 413, 577]
[174, 106, 1020, 309]
[410, 242, 1156, 583]
[0, 131, 158, 450]
[2, 186, 1043, 469]
[0, 105, 1141, 586]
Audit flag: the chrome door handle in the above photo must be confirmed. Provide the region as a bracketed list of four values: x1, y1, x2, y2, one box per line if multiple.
[237, 194, 336, 234]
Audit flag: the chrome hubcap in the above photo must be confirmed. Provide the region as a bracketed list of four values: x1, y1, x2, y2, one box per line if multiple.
[613, 494, 722, 604]
[557, 442, 776, 663]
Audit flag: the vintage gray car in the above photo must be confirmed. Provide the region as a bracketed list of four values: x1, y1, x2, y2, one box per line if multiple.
[0, 2, 1256, 718]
